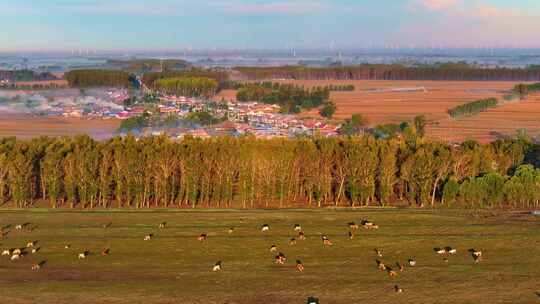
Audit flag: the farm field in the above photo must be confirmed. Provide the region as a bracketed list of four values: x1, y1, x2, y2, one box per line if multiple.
[0, 209, 539, 304]
[233, 80, 540, 142]
[0, 114, 120, 139]
[430, 95, 540, 142]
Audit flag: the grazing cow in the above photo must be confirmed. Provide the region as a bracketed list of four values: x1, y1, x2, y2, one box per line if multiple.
[1, 249, 11, 256]
[198, 234, 208, 242]
[469, 249, 483, 263]
[78, 250, 90, 259]
[387, 267, 398, 277]
[374, 248, 383, 257]
[31, 247, 40, 254]
[275, 252, 286, 264]
[361, 219, 374, 228]
[348, 222, 359, 230]
[376, 259, 386, 271]
[144, 234, 154, 241]
[213, 261, 222, 272]
[348, 231, 354, 240]
[158, 222, 167, 229]
[270, 245, 278, 253]
[321, 235, 332, 246]
[408, 258, 416, 267]
[434, 247, 447, 255]
[298, 231, 306, 240]
[228, 228, 234, 234]
[396, 262, 404, 272]
[445, 247, 457, 255]
[289, 238, 297, 246]
[296, 260, 304, 272]
[394, 285, 403, 293]
[64, 244, 71, 249]
[261, 224, 270, 232]
[26, 241, 37, 248]
[469, 249, 482, 258]
[364, 224, 379, 230]
[294, 224, 302, 232]
[31, 263, 41, 271]
[13, 248, 22, 255]
[101, 248, 110, 256]
[10, 254, 20, 261]
[15, 224, 23, 231]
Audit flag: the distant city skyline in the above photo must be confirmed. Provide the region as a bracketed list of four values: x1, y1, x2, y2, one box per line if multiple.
[1, 0, 539, 51]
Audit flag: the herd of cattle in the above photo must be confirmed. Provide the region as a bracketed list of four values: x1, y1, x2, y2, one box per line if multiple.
[1, 219, 484, 294]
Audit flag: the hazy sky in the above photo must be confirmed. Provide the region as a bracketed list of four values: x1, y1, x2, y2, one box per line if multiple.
[1, 0, 539, 50]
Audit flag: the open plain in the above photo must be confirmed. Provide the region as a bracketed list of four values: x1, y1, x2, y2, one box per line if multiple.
[232, 80, 540, 142]
[0, 114, 120, 139]
[0, 209, 539, 304]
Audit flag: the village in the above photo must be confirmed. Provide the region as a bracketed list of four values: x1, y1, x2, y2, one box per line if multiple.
[0, 84, 341, 139]
[128, 93, 341, 139]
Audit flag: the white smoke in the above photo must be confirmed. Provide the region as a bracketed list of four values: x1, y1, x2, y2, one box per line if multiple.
[0, 89, 124, 114]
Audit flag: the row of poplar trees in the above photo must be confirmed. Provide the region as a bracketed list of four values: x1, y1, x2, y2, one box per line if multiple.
[0, 134, 536, 209]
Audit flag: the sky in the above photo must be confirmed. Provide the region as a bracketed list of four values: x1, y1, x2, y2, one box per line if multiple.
[1, 0, 539, 51]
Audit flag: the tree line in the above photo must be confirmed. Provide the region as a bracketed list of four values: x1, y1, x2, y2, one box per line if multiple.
[142, 68, 229, 88]
[219, 81, 354, 92]
[106, 59, 189, 73]
[448, 98, 498, 118]
[324, 84, 355, 91]
[0, 134, 537, 210]
[236, 83, 330, 114]
[154, 77, 219, 98]
[0, 70, 58, 82]
[234, 65, 540, 81]
[0, 82, 68, 90]
[513, 82, 540, 98]
[64, 70, 132, 88]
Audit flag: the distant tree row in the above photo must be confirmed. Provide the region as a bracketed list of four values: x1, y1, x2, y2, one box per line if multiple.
[219, 81, 354, 92]
[234, 65, 540, 81]
[142, 68, 229, 88]
[513, 82, 540, 98]
[106, 59, 189, 73]
[154, 77, 219, 98]
[0, 70, 58, 82]
[324, 84, 355, 91]
[64, 70, 132, 88]
[236, 83, 330, 114]
[0, 82, 67, 90]
[0, 134, 536, 210]
[448, 98, 498, 118]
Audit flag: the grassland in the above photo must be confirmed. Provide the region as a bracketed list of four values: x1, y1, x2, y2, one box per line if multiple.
[0, 209, 539, 304]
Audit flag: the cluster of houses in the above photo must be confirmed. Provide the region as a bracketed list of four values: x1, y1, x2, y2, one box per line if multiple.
[139, 119, 340, 139]
[56, 90, 130, 119]
[136, 95, 341, 139]
[1, 84, 341, 138]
